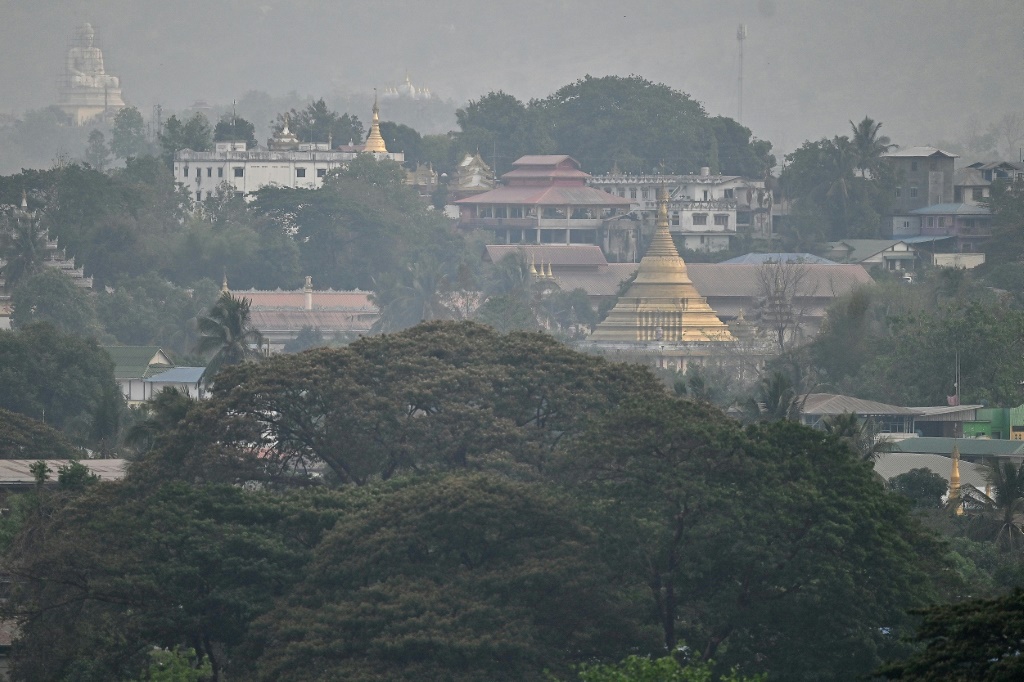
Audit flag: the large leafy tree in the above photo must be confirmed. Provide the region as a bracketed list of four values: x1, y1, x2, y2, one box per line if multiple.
[213, 114, 257, 148]
[454, 91, 549, 175]
[193, 292, 264, 379]
[110, 106, 152, 159]
[159, 112, 213, 167]
[0, 408, 83, 459]
[560, 400, 940, 681]
[274, 98, 363, 146]
[3, 481, 340, 682]
[10, 268, 99, 336]
[877, 588, 1024, 681]
[0, 322, 119, 441]
[248, 473, 655, 682]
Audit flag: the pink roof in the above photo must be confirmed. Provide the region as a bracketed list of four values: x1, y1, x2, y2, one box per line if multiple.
[455, 185, 631, 206]
[502, 167, 591, 181]
[237, 290, 376, 310]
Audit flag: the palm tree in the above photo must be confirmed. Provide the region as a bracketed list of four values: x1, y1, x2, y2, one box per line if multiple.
[849, 117, 895, 177]
[0, 210, 48, 290]
[194, 292, 264, 378]
[746, 371, 801, 422]
[370, 259, 458, 333]
[982, 459, 1024, 551]
[125, 386, 196, 453]
[822, 412, 894, 460]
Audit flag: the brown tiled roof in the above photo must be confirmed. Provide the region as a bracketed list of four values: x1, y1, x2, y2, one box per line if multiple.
[485, 244, 608, 267]
[512, 155, 579, 166]
[552, 264, 639, 296]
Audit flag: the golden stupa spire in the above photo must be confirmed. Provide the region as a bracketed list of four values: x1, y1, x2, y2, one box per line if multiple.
[363, 89, 389, 154]
[529, 255, 538, 277]
[950, 443, 964, 515]
[221, 269, 230, 294]
[589, 185, 734, 343]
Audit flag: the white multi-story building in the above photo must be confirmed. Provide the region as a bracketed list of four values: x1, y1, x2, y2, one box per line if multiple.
[173, 98, 404, 201]
[588, 167, 771, 252]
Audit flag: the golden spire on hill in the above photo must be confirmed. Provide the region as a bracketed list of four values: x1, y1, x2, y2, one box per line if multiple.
[589, 186, 734, 343]
[363, 89, 389, 154]
[950, 443, 964, 516]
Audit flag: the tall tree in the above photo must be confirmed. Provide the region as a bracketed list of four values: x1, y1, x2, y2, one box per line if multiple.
[454, 91, 548, 175]
[849, 116, 895, 177]
[110, 106, 151, 159]
[275, 99, 363, 146]
[0, 205, 47, 290]
[213, 114, 257, 149]
[159, 113, 213, 167]
[193, 292, 264, 379]
[10, 268, 99, 336]
[982, 459, 1024, 551]
[83, 130, 111, 171]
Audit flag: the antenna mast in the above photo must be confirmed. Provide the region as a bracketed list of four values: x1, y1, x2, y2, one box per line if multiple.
[737, 23, 747, 124]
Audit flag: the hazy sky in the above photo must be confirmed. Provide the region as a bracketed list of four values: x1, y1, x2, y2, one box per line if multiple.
[3, 0, 1023, 156]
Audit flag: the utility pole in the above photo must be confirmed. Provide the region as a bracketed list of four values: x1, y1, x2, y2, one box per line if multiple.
[737, 23, 747, 124]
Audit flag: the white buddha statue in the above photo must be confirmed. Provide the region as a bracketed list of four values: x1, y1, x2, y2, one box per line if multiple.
[66, 23, 119, 89]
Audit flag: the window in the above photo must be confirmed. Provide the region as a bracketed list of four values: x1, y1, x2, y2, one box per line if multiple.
[911, 161, 918, 172]
[693, 213, 707, 226]
[972, 188, 984, 201]
[641, 189, 649, 199]
[895, 187, 902, 198]
[183, 166, 189, 177]
[233, 167, 244, 177]
[196, 191, 202, 202]
[910, 186, 918, 198]
[317, 168, 326, 178]
[702, 190, 709, 200]
[902, 220, 911, 229]
[234, 191, 244, 199]
[296, 168, 306, 178]
[218, 167, 224, 178]
[938, 217, 946, 227]
[963, 219, 975, 228]
[714, 214, 729, 226]
[617, 188, 625, 197]
[196, 167, 201, 178]
[723, 189, 734, 199]
[671, 212, 680, 226]
[927, 217, 935, 227]
[207, 167, 212, 177]
[630, 188, 637, 199]
[206, 191, 213, 199]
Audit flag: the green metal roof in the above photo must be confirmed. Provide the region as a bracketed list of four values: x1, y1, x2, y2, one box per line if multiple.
[101, 346, 173, 380]
[892, 437, 1024, 458]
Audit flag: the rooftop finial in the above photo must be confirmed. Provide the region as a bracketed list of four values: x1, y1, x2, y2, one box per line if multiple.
[221, 269, 229, 294]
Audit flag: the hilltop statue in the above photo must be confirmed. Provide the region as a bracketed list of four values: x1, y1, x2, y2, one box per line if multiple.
[67, 23, 120, 89]
[58, 22, 125, 125]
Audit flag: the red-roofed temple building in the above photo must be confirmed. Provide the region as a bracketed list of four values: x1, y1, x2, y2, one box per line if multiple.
[455, 155, 634, 255]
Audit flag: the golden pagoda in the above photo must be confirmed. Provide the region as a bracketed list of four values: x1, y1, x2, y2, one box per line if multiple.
[589, 186, 734, 343]
[363, 90, 389, 154]
[950, 443, 964, 516]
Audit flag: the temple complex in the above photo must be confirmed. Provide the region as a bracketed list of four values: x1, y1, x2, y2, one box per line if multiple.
[58, 23, 125, 125]
[583, 186, 736, 368]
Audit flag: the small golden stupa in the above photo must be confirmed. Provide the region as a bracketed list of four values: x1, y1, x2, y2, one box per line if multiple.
[589, 186, 734, 343]
[363, 90, 389, 154]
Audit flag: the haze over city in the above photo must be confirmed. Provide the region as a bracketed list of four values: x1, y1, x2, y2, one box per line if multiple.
[3, 0, 1022, 155]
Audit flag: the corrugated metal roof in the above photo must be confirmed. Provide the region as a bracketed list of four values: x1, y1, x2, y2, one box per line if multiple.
[145, 367, 206, 384]
[0, 459, 127, 485]
[485, 244, 608, 266]
[912, 405, 984, 420]
[908, 203, 991, 215]
[719, 253, 838, 265]
[802, 393, 919, 416]
[687, 263, 872, 297]
[874, 452, 986, 489]
[883, 146, 958, 158]
[455, 185, 632, 206]
[102, 346, 172, 380]
[250, 310, 377, 332]
[893, 437, 1024, 457]
[953, 167, 990, 187]
[238, 290, 376, 310]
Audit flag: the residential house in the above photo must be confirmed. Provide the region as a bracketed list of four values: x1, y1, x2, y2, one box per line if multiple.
[883, 146, 958, 211]
[824, 239, 918, 271]
[964, 404, 1024, 440]
[892, 203, 992, 253]
[144, 366, 208, 401]
[589, 168, 772, 250]
[799, 393, 919, 435]
[102, 346, 174, 404]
